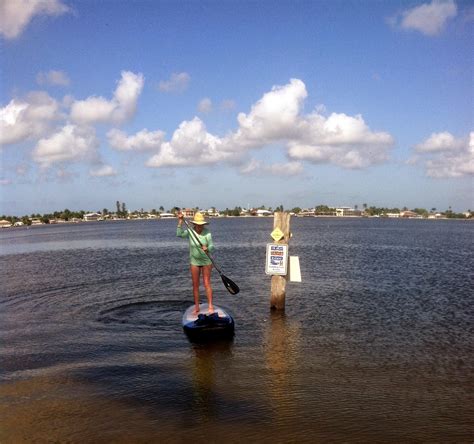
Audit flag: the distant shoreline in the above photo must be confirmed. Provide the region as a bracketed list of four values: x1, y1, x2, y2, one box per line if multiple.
[1, 214, 471, 230]
[2, 205, 471, 228]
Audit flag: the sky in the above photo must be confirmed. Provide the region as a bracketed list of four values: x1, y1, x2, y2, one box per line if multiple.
[0, 0, 472, 215]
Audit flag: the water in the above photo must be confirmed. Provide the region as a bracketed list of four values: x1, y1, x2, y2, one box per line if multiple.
[1, 218, 473, 442]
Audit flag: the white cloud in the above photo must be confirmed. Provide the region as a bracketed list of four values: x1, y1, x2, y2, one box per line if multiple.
[107, 128, 165, 152]
[7, 78, 391, 174]
[70, 71, 144, 125]
[229, 78, 307, 149]
[158, 72, 190, 93]
[289, 143, 368, 169]
[240, 159, 304, 176]
[32, 124, 99, 167]
[287, 112, 394, 168]
[146, 117, 236, 167]
[413, 131, 473, 178]
[0, 91, 62, 146]
[415, 131, 465, 152]
[70, 96, 116, 124]
[90, 164, 117, 177]
[198, 98, 213, 113]
[0, 0, 70, 39]
[393, 0, 457, 36]
[145, 79, 394, 170]
[36, 70, 70, 86]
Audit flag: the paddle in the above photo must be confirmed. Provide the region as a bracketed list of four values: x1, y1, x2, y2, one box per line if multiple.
[180, 215, 240, 295]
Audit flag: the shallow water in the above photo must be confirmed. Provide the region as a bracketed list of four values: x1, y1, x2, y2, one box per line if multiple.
[1, 218, 473, 442]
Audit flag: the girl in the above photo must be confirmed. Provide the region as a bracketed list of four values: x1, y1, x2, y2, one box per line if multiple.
[177, 212, 214, 314]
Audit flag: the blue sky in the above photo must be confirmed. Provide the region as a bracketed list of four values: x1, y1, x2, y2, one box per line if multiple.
[1, 0, 472, 215]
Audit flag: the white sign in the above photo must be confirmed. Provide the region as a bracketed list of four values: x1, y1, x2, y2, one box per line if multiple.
[289, 256, 302, 282]
[265, 243, 288, 275]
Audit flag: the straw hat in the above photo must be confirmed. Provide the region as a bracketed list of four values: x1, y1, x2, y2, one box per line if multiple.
[192, 212, 208, 225]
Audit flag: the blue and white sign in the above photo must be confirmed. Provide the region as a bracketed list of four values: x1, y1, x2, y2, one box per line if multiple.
[265, 243, 288, 275]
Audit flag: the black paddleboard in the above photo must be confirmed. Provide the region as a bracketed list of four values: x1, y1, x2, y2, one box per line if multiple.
[182, 303, 234, 340]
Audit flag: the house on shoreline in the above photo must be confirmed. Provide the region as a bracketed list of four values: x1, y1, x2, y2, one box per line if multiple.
[0, 219, 12, 228]
[336, 207, 362, 217]
[299, 209, 316, 216]
[84, 212, 101, 222]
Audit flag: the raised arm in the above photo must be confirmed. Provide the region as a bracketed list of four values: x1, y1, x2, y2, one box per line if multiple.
[176, 212, 189, 238]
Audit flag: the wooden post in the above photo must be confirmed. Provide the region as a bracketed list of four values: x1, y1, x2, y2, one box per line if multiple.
[270, 211, 291, 310]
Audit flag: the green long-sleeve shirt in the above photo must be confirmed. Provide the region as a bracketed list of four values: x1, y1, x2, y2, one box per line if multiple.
[177, 226, 215, 266]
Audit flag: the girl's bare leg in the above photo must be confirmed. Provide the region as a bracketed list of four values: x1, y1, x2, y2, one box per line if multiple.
[191, 265, 201, 314]
[202, 265, 213, 312]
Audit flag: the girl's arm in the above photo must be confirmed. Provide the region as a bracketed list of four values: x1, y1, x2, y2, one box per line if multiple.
[176, 212, 189, 238]
[205, 232, 215, 253]
[176, 226, 189, 238]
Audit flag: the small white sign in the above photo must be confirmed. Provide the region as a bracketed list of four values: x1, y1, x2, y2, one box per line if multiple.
[265, 243, 288, 275]
[289, 256, 302, 282]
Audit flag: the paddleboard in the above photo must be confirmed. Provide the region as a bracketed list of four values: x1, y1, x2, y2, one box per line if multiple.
[182, 303, 234, 340]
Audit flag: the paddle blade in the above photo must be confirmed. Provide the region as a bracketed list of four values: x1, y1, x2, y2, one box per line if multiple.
[221, 274, 240, 295]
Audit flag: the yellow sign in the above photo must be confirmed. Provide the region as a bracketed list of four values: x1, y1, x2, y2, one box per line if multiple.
[271, 227, 284, 241]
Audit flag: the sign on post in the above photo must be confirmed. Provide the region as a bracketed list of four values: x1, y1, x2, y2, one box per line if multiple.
[265, 243, 288, 275]
[270, 227, 284, 242]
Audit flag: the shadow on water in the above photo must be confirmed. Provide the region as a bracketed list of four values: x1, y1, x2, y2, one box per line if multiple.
[63, 337, 275, 438]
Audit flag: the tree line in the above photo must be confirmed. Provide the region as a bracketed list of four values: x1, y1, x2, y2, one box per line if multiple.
[1, 202, 471, 225]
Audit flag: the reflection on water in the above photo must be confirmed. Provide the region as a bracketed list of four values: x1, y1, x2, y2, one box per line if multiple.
[191, 341, 234, 424]
[0, 218, 473, 442]
[264, 312, 302, 428]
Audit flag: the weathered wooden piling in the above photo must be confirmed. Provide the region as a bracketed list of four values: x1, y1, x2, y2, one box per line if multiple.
[270, 211, 291, 310]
